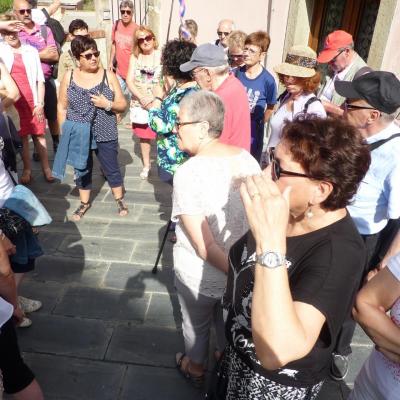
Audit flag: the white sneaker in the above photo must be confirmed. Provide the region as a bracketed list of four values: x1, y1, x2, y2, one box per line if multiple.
[18, 316, 32, 328]
[18, 296, 42, 313]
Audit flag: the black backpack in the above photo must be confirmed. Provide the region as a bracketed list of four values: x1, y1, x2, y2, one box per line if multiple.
[41, 8, 66, 47]
[277, 90, 321, 114]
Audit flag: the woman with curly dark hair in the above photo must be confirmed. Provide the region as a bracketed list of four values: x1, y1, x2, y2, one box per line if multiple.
[208, 116, 371, 399]
[148, 39, 197, 184]
[267, 45, 326, 150]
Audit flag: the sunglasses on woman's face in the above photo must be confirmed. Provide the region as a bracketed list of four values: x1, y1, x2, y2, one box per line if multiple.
[80, 51, 100, 60]
[120, 9, 132, 15]
[138, 35, 153, 44]
[269, 149, 311, 181]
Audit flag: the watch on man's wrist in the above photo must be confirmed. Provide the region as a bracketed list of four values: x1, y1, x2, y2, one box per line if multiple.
[256, 251, 286, 269]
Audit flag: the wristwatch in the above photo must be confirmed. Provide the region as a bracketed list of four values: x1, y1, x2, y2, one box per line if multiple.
[104, 100, 112, 112]
[256, 251, 286, 268]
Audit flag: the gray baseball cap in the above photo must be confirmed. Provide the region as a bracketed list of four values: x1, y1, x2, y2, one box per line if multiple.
[180, 43, 228, 72]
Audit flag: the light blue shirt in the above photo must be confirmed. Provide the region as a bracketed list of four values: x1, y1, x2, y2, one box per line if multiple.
[348, 122, 400, 235]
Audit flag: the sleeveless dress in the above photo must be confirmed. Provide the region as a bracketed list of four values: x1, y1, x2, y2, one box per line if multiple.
[131, 50, 162, 139]
[66, 71, 118, 142]
[11, 53, 45, 136]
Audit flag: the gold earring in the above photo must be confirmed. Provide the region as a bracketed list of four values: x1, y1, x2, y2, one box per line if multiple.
[306, 207, 314, 219]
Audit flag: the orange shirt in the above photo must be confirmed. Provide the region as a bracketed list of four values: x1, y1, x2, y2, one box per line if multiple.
[112, 20, 138, 79]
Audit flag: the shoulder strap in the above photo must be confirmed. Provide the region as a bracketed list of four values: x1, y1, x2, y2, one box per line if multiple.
[40, 24, 48, 44]
[42, 8, 50, 21]
[277, 90, 288, 104]
[112, 20, 120, 43]
[68, 49, 77, 67]
[69, 69, 74, 85]
[99, 69, 107, 94]
[303, 96, 321, 114]
[369, 133, 400, 151]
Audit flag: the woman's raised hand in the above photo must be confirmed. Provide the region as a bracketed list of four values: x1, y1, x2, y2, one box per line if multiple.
[240, 167, 290, 255]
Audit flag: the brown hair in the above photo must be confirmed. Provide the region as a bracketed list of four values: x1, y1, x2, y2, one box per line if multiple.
[281, 115, 371, 211]
[227, 30, 247, 52]
[133, 25, 158, 57]
[244, 31, 270, 53]
[278, 71, 321, 93]
[180, 19, 198, 39]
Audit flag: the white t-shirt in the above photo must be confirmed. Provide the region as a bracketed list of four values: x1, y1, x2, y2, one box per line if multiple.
[320, 62, 353, 102]
[349, 252, 400, 400]
[268, 92, 327, 149]
[0, 157, 14, 208]
[172, 150, 261, 298]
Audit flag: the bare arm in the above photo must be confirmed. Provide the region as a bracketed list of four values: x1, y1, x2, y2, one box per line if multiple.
[0, 240, 18, 310]
[126, 55, 153, 107]
[57, 70, 71, 126]
[263, 104, 275, 123]
[353, 267, 400, 355]
[47, 0, 61, 16]
[242, 173, 326, 370]
[0, 62, 20, 107]
[39, 46, 59, 63]
[179, 214, 229, 274]
[108, 43, 116, 72]
[321, 100, 344, 117]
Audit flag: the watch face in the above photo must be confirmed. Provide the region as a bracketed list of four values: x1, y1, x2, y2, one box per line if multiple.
[258, 251, 284, 268]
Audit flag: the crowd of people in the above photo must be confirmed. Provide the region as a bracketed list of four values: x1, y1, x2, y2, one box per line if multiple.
[0, 0, 399, 399]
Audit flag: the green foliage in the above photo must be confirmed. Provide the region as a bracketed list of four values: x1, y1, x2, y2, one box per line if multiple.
[0, 0, 13, 14]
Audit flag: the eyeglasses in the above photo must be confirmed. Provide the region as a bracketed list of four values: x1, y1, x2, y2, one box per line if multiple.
[269, 149, 311, 181]
[137, 35, 154, 44]
[80, 51, 100, 60]
[343, 101, 376, 111]
[243, 47, 260, 55]
[175, 120, 203, 129]
[15, 8, 32, 15]
[329, 48, 346, 63]
[190, 68, 206, 79]
[217, 31, 230, 37]
[120, 9, 132, 15]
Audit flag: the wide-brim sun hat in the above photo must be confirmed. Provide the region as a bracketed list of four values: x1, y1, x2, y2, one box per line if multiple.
[274, 45, 317, 78]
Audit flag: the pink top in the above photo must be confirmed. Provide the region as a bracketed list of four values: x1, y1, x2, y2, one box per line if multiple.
[215, 74, 251, 151]
[18, 24, 56, 79]
[112, 20, 138, 79]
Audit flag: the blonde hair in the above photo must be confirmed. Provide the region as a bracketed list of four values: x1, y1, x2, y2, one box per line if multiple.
[133, 25, 158, 57]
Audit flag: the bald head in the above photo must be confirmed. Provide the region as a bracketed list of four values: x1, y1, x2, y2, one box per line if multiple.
[217, 19, 235, 48]
[13, 0, 33, 26]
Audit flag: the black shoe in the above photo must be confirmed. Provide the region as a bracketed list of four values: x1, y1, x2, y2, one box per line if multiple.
[32, 152, 40, 162]
[53, 143, 58, 154]
[330, 353, 349, 381]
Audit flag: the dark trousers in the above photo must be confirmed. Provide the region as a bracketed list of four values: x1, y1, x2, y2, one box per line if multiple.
[333, 232, 379, 355]
[75, 140, 123, 189]
[250, 119, 264, 163]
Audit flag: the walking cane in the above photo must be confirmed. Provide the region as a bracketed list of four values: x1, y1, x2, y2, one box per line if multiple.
[152, 219, 173, 274]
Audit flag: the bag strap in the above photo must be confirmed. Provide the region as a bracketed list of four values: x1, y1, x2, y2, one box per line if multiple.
[369, 133, 400, 151]
[40, 24, 48, 44]
[42, 8, 50, 21]
[112, 20, 120, 44]
[6, 166, 18, 187]
[68, 49, 77, 68]
[91, 69, 108, 125]
[303, 96, 321, 114]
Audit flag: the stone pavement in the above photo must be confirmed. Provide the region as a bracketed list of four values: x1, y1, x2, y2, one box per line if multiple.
[13, 126, 373, 399]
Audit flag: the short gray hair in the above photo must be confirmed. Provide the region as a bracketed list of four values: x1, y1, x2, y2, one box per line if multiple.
[120, 0, 133, 9]
[205, 64, 230, 77]
[180, 90, 225, 138]
[380, 109, 398, 123]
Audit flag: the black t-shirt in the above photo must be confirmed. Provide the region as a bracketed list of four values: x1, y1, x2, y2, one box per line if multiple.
[223, 213, 366, 387]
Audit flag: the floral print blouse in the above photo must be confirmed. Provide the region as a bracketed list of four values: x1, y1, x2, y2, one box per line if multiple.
[148, 85, 198, 175]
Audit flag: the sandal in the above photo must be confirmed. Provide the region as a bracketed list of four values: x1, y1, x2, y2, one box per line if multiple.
[175, 352, 205, 388]
[139, 167, 150, 180]
[43, 168, 55, 183]
[71, 202, 91, 221]
[116, 197, 129, 216]
[20, 170, 33, 185]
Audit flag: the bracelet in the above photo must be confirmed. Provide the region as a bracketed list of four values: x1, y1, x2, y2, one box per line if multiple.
[154, 96, 163, 102]
[104, 100, 112, 112]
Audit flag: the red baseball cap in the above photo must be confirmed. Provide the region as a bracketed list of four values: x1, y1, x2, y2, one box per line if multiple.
[317, 30, 353, 63]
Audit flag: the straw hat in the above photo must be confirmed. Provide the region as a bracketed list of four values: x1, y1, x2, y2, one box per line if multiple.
[274, 45, 317, 78]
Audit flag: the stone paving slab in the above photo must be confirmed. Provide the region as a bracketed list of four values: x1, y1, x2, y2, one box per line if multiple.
[54, 286, 150, 322]
[105, 324, 183, 368]
[23, 353, 126, 400]
[19, 314, 113, 360]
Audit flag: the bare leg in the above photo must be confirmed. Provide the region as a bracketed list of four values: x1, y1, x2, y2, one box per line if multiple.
[71, 189, 91, 221]
[14, 273, 24, 289]
[111, 186, 128, 216]
[32, 135, 53, 182]
[20, 136, 32, 184]
[139, 138, 152, 169]
[12, 379, 44, 400]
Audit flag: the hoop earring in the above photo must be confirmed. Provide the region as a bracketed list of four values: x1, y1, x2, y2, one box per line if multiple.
[306, 207, 314, 219]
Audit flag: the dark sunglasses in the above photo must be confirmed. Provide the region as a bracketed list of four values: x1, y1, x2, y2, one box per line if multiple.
[138, 35, 154, 44]
[175, 120, 203, 129]
[269, 149, 311, 181]
[343, 101, 376, 111]
[16, 8, 32, 15]
[120, 9, 132, 15]
[217, 31, 230, 37]
[80, 51, 100, 60]
[329, 48, 346, 63]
